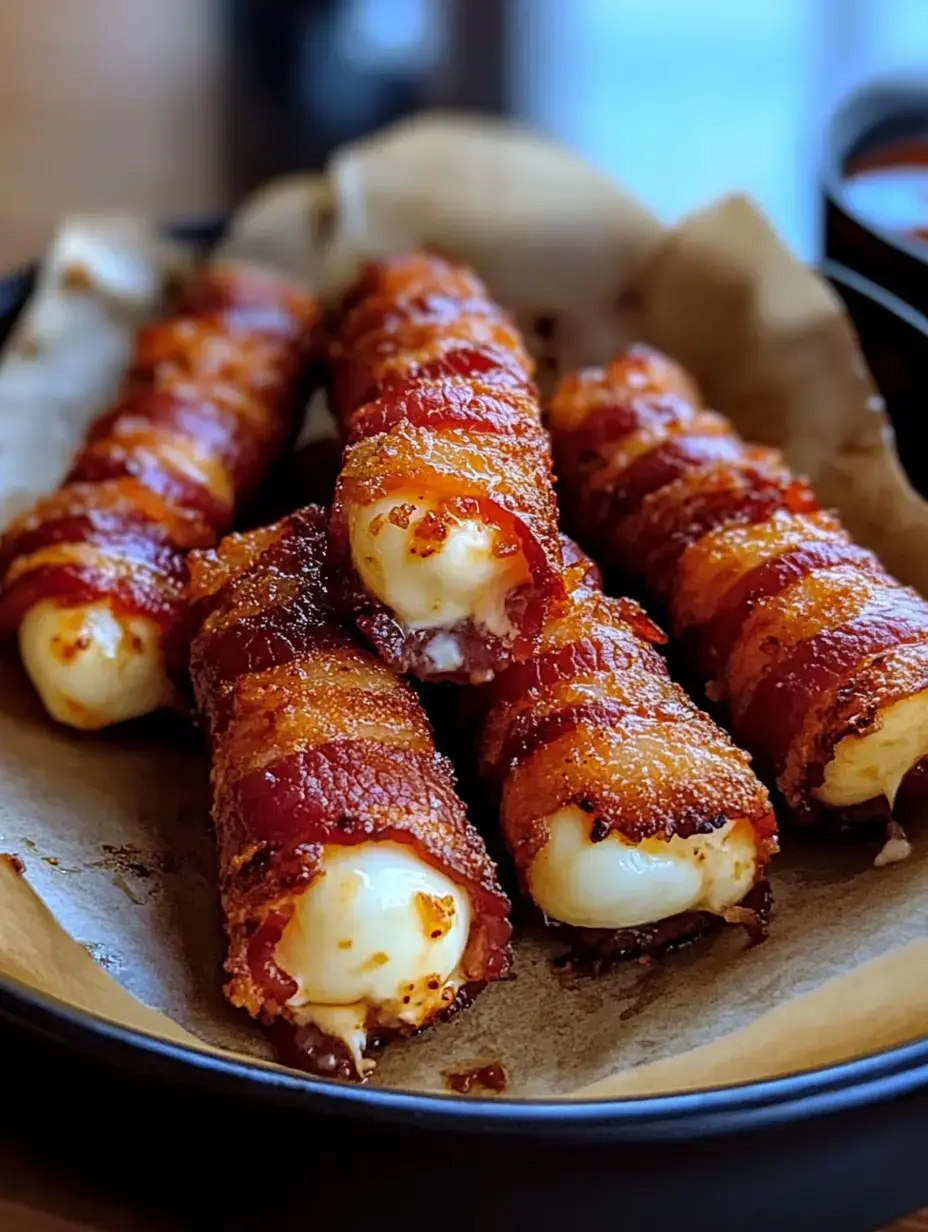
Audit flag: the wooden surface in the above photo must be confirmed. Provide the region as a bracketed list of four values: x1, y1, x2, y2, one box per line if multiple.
[0, 1147, 165, 1231]
[0, 0, 223, 271]
[0, 10, 220, 1221]
[0, 1130, 923, 1231]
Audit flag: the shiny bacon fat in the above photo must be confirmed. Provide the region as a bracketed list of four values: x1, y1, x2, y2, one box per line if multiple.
[477, 540, 776, 962]
[187, 506, 512, 1081]
[549, 345, 928, 851]
[328, 253, 564, 683]
[0, 263, 319, 729]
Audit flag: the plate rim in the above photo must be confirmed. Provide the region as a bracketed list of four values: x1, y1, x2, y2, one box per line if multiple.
[5, 970, 928, 1139]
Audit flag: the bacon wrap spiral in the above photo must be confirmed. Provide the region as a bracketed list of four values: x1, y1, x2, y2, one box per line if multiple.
[549, 345, 928, 817]
[329, 252, 564, 682]
[478, 537, 776, 961]
[187, 506, 512, 1074]
[0, 263, 319, 672]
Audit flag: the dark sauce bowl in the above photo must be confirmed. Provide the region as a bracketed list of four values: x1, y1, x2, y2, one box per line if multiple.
[3, 237, 928, 1232]
[824, 78, 928, 314]
[823, 259, 928, 500]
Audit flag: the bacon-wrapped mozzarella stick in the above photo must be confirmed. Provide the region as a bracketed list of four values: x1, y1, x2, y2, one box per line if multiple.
[550, 346, 928, 859]
[0, 263, 318, 729]
[478, 537, 776, 961]
[328, 253, 564, 683]
[188, 506, 512, 1080]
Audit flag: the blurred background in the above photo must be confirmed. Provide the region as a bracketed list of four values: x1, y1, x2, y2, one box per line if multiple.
[0, 0, 927, 268]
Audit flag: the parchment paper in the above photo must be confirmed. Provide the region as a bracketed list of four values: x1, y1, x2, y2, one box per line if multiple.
[0, 214, 186, 528]
[2, 114, 928, 1100]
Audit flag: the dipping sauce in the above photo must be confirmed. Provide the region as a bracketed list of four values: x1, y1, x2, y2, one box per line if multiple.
[844, 137, 928, 245]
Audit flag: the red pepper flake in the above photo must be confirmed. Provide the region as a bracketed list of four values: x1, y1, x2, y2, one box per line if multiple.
[413, 509, 448, 543]
[387, 502, 416, 530]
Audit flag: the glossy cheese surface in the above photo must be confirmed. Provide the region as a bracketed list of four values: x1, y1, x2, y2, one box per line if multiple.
[19, 598, 168, 729]
[527, 806, 759, 930]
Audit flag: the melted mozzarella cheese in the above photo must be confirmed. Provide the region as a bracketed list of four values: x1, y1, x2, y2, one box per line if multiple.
[276, 842, 471, 1069]
[349, 493, 529, 635]
[423, 633, 465, 674]
[816, 689, 928, 812]
[874, 827, 913, 868]
[19, 600, 170, 730]
[526, 806, 758, 930]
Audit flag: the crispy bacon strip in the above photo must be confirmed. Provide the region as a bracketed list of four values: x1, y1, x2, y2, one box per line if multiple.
[477, 537, 776, 963]
[188, 506, 512, 1080]
[0, 262, 319, 717]
[328, 252, 564, 683]
[549, 345, 928, 830]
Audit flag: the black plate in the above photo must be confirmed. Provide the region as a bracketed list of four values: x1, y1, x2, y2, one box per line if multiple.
[1, 246, 927, 1231]
[824, 258, 928, 498]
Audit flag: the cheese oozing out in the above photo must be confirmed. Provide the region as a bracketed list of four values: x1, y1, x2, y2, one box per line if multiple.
[349, 493, 530, 640]
[276, 841, 472, 1075]
[816, 688, 928, 814]
[18, 599, 170, 730]
[526, 805, 759, 930]
[874, 823, 913, 869]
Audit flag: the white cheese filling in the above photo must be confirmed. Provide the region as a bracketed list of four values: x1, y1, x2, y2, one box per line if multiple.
[874, 826, 913, 868]
[526, 805, 758, 930]
[18, 599, 170, 730]
[816, 688, 928, 813]
[276, 841, 471, 1073]
[349, 492, 529, 637]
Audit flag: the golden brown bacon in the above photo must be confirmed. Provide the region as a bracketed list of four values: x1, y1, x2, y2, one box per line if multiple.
[330, 251, 532, 413]
[549, 345, 928, 823]
[0, 263, 319, 700]
[188, 507, 512, 1079]
[328, 252, 564, 683]
[477, 538, 776, 962]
